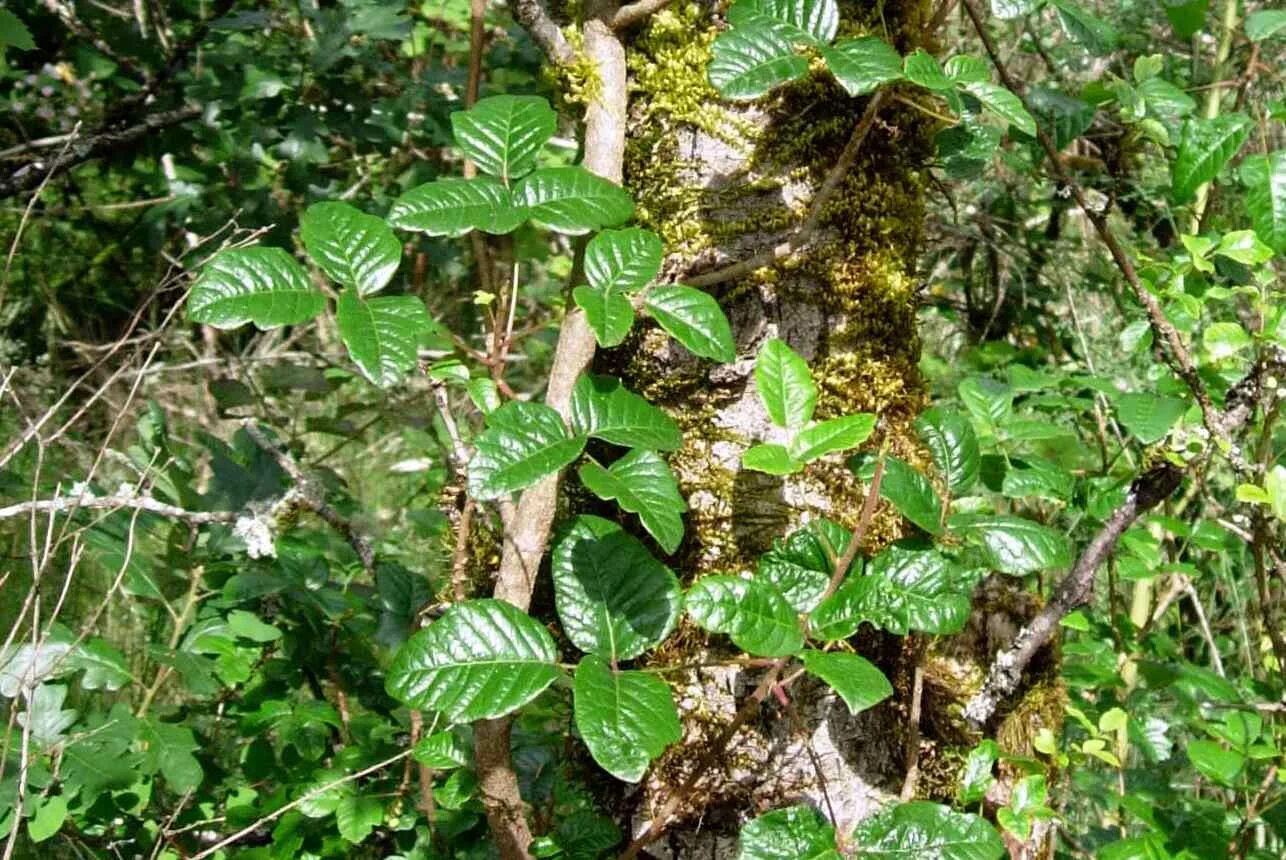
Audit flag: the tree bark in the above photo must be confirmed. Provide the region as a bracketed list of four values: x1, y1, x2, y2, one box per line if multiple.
[607, 0, 940, 846]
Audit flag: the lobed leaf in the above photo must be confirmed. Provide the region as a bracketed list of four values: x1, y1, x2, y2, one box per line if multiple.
[579, 449, 687, 554]
[568, 374, 683, 451]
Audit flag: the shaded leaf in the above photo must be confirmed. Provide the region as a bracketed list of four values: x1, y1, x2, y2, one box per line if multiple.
[799, 650, 892, 714]
[569, 374, 683, 451]
[579, 449, 687, 553]
[810, 544, 970, 638]
[1172, 114, 1252, 204]
[1115, 393, 1186, 444]
[915, 407, 980, 495]
[1240, 151, 1286, 254]
[1053, 1, 1118, 55]
[757, 518, 851, 612]
[336, 291, 432, 387]
[854, 455, 942, 535]
[574, 656, 681, 782]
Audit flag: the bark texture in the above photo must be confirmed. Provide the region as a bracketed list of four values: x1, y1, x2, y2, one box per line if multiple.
[606, 0, 941, 845]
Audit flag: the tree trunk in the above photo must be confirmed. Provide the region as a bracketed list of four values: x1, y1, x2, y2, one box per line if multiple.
[606, 0, 941, 848]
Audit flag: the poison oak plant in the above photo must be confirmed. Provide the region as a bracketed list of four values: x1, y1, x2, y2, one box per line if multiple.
[2, 0, 1285, 858]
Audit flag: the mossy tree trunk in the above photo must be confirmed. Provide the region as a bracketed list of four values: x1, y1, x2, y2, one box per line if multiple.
[601, 0, 949, 848]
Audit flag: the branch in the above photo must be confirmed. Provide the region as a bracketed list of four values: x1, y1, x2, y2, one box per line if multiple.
[0, 492, 236, 524]
[241, 421, 376, 575]
[510, 0, 572, 63]
[963, 463, 1183, 727]
[683, 90, 886, 288]
[610, 0, 674, 29]
[0, 105, 202, 200]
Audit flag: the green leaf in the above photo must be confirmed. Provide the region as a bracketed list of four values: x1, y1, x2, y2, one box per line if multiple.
[580, 450, 687, 554]
[569, 374, 683, 451]
[951, 514, 1073, 575]
[855, 455, 942, 536]
[755, 338, 816, 430]
[551, 515, 681, 660]
[964, 82, 1037, 136]
[737, 805, 840, 859]
[585, 227, 664, 292]
[810, 544, 970, 638]
[958, 376, 1014, 426]
[467, 401, 587, 500]
[1137, 77, 1196, 118]
[904, 49, 952, 90]
[1000, 457, 1075, 502]
[686, 575, 803, 657]
[709, 22, 809, 101]
[385, 599, 560, 721]
[645, 286, 737, 362]
[514, 166, 635, 235]
[573, 285, 635, 347]
[139, 717, 203, 793]
[1027, 87, 1096, 150]
[1171, 114, 1252, 204]
[944, 55, 990, 85]
[757, 518, 851, 612]
[573, 656, 681, 782]
[1162, 0, 1208, 39]
[188, 247, 324, 330]
[1187, 739, 1244, 786]
[18, 684, 77, 747]
[1265, 465, 1286, 523]
[450, 94, 556, 181]
[1115, 393, 1186, 444]
[1246, 9, 1286, 41]
[1053, 1, 1118, 55]
[27, 794, 66, 843]
[852, 801, 1006, 859]
[300, 201, 401, 296]
[743, 443, 805, 475]
[336, 291, 432, 387]
[790, 414, 877, 463]
[727, 0, 840, 45]
[67, 639, 132, 691]
[821, 37, 904, 96]
[799, 650, 892, 714]
[1203, 321, 1253, 359]
[413, 731, 469, 769]
[1240, 152, 1286, 254]
[915, 407, 980, 495]
[0, 9, 36, 51]
[387, 177, 524, 236]
[958, 740, 999, 805]
[1214, 229, 1273, 265]
[335, 794, 384, 843]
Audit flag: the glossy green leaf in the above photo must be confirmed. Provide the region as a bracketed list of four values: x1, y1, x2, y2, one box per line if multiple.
[799, 650, 892, 714]
[413, 731, 469, 769]
[958, 376, 1014, 426]
[574, 656, 681, 782]
[300, 201, 401, 296]
[188, 247, 324, 330]
[855, 455, 942, 536]
[964, 82, 1036, 136]
[915, 407, 980, 495]
[755, 338, 816, 430]
[336, 291, 432, 387]
[709, 22, 809, 101]
[1115, 393, 1186, 444]
[1000, 457, 1075, 502]
[726, 0, 839, 45]
[585, 227, 664, 292]
[568, 374, 683, 451]
[514, 166, 635, 234]
[743, 443, 805, 475]
[645, 286, 737, 362]
[387, 176, 524, 236]
[579, 449, 687, 553]
[1186, 739, 1244, 785]
[1053, 1, 1118, 55]
[467, 400, 587, 500]
[737, 805, 840, 859]
[821, 37, 904, 96]
[958, 740, 999, 805]
[1246, 9, 1286, 41]
[852, 801, 1005, 859]
[574, 284, 635, 347]
[1172, 114, 1252, 204]
[552, 515, 681, 660]
[810, 544, 970, 638]
[951, 514, 1073, 575]
[790, 414, 877, 463]
[904, 49, 952, 90]
[1240, 152, 1286, 254]
[450, 94, 556, 181]
[944, 54, 990, 85]
[385, 599, 560, 721]
[336, 794, 384, 843]
[757, 518, 851, 612]
[1137, 77, 1196, 118]
[686, 575, 803, 657]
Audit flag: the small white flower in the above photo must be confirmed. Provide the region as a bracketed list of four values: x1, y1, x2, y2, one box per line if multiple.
[234, 514, 277, 559]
